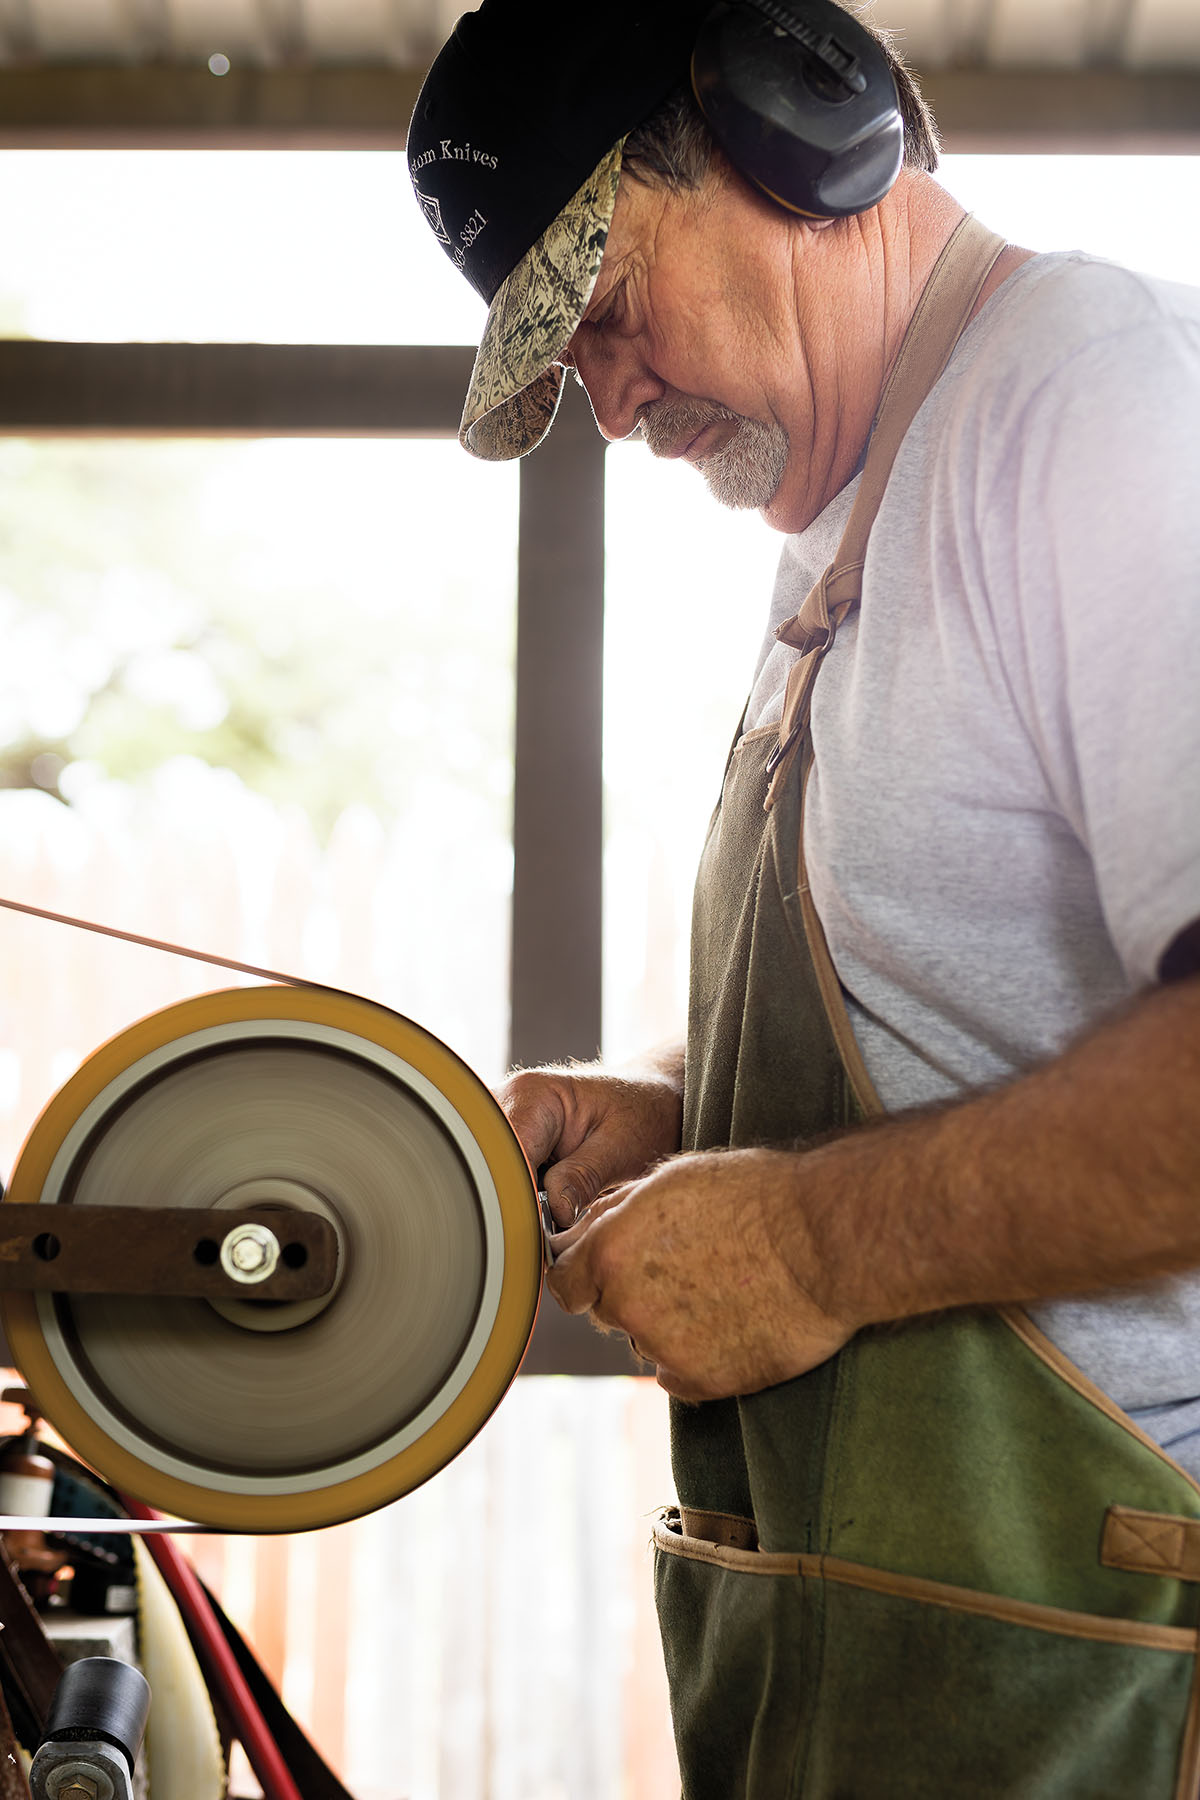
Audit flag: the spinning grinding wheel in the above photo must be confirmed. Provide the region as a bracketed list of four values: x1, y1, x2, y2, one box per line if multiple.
[0, 986, 543, 1532]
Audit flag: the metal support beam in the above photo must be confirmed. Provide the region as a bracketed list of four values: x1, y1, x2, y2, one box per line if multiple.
[923, 67, 1200, 152]
[510, 386, 630, 1376]
[510, 382, 605, 1072]
[0, 339, 471, 434]
[0, 63, 1198, 151]
[0, 65, 421, 147]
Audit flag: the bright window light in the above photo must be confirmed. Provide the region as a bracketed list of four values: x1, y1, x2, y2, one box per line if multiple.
[0, 150, 481, 344]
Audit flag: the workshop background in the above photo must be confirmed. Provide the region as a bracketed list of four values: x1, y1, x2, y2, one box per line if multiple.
[0, 2, 1198, 1796]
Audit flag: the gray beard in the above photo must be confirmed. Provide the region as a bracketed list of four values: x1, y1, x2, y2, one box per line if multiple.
[637, 397, 789, 510]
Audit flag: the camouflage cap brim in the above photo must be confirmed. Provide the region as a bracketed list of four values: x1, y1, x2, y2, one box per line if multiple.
[459, 143, 624, 462]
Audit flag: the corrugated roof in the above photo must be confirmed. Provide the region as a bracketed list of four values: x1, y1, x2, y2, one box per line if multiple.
[1, 0, 1198, 71]
[0, 0, 458, 66]
[886, 0, 1200, 68]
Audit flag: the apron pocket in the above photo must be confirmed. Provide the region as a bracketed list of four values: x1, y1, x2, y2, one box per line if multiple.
[654, 1512, 824, 1800]
[654, 1513, 1200, 1800]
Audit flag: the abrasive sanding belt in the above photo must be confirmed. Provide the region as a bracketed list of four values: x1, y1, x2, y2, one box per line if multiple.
[0, 895, 314, 992]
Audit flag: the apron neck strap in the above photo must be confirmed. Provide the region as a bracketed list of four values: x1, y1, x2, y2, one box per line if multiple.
[765, 214, 1009, 809]
[835, 212, 1009, 582]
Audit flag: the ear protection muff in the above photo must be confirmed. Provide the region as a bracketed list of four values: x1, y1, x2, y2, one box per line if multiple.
[690, 0, 904, 218]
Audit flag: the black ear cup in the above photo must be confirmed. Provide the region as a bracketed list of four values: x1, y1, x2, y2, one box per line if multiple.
[691, 0, 904, 217]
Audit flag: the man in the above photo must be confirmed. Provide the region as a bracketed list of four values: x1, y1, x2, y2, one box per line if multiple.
[410, 3, 1200, 1794]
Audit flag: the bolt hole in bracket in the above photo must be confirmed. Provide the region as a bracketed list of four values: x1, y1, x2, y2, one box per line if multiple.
[0, 1204, 338, 1301]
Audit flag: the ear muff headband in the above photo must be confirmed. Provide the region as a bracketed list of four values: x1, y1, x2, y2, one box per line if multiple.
[690, 0, 904, 218]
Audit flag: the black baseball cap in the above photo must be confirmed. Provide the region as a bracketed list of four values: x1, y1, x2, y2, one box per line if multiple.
[408, 0, 713, 460]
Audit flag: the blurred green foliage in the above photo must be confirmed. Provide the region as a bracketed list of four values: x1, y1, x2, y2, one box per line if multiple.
[0, 438, 517, 840]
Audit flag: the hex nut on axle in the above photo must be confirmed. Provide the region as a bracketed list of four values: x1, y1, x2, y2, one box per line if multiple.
[219, 1221, 281, 1285]
[37, 1760, 117, 1800]
[34, 1747, 126, 1800]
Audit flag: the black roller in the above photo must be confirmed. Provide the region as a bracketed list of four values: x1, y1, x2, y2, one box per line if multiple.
[43, 1657, 150, 1769]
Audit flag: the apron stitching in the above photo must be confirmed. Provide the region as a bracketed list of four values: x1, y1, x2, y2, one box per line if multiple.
[1000, 1306, 1200, 1501]
[655, 1521, 1200, 1650]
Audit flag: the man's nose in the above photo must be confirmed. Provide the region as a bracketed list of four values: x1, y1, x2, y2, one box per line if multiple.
[567, 338, 664, 442]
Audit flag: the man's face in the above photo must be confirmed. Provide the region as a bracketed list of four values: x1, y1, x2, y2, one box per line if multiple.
[562, 168, 857, 534]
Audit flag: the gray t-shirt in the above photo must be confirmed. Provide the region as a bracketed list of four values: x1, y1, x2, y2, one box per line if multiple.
[746, 251, 1200, 1472]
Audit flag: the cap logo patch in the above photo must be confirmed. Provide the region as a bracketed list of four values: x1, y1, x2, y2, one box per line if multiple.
[413, 184, 451, 246]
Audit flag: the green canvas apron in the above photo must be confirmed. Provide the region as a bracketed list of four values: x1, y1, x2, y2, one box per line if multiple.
[653, 217, 1200, 1800]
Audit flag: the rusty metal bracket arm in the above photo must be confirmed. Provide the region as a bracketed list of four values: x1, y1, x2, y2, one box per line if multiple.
[0, 1206, 338, 1300]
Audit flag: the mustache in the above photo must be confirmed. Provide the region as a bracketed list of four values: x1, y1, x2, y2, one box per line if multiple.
[636, 396, 744, 458]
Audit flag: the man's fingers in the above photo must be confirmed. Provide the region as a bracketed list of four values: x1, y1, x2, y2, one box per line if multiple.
[493, 1078, 589, 1226]
[495, 1074, 566, 1173]
[548, 1184, 630, 1248]
[545, 1239, 602, 1316]
[494, 1065, 684, 1227]
[541, 1162, 590, 1228]
[494, 1076, 641, 1225]
[542, 1141, 635, 1225]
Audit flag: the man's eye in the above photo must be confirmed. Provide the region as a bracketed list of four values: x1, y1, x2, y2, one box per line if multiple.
[588, 284, 625, 332]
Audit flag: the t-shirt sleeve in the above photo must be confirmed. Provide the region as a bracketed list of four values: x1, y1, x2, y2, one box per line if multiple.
[979, 307, 1200, 988]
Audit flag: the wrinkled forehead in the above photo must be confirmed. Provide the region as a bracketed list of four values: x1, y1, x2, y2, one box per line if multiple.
[581, 167, 719, 318]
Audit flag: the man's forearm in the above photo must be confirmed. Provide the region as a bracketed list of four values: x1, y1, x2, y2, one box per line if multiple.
[792, 975, 1200, 1334]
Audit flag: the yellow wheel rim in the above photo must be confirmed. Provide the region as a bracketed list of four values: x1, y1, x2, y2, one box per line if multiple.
[2, 986, 542, 1532]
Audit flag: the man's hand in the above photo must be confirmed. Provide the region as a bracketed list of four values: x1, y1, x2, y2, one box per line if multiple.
[546, 1148, 855, 1401]
[495, 1048, 684, 1227]
[548, 972, 1200, 1403]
